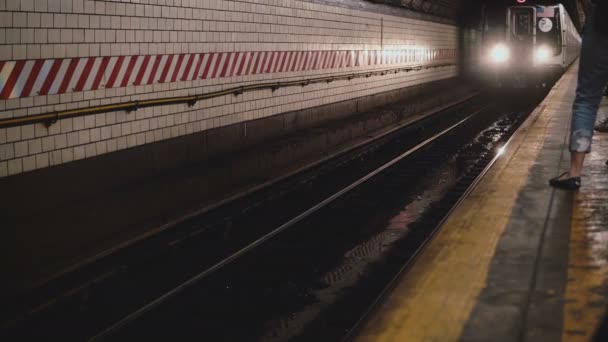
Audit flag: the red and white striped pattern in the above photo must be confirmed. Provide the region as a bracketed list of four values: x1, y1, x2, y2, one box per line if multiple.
[0, 48, 456, 100]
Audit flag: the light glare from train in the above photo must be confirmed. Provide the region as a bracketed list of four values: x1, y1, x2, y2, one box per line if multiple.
[490, 43, 510, 63]
[534, 45, 552, 63]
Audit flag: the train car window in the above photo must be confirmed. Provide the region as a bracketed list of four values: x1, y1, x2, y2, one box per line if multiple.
[510, 7, 535, 41]
[515, 12, 532, 35]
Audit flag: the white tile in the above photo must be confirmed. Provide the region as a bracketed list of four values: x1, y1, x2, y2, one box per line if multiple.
[22, 155, 36, 172]
[36, 152, 49, 169]
[54, 134, 67, 149]
[78, 130, 90, 144]
[84, 143, 96, 158]
[14, 141, 28, 157]
[42, 136, 55, 152]
[107, 138, 117, 152]
[6, 127, 20, 142]
[73, 116, 85, 130]
[96, 141, 107, 155]
[28, 139, 42, 154]
[73, 145, 85, 160]
[49, 150, 62, 166]
[84, 115, 95, 128]
[0, 143, 14, 161]
[0, 161, 7, 177]
[61, 148, 74, 163]
[7, 158, 22, 175]
[67, 132, 79, 146]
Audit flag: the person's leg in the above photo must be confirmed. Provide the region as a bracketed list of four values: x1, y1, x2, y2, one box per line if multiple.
[552, 15, 608, 187]
[594, 85, 608, 131]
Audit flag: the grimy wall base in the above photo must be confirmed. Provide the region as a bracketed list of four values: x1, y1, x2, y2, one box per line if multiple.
[1, 77, 464, 216]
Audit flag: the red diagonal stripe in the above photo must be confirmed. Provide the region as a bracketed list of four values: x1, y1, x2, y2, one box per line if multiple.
[181, 54, 195, 81]
[210, 53, 223, 79]
[134, 55, 151, 86]
[58, 58, 80, 94]
[0, 61, 26, 99]
[170, 54, 185, 82]
[192, 54, 204, 80]
[321, 51, 328, 68]
[290, 52, 300, 72]
[120, 55, 139, 88]
[279, 52, 290, 72]
[266, 52, 277, 73]
[92, 56, 110, 90]
[301, 52, 310, 71]
[229, 52, 240, 77]
[271, 52, 281, 73]
[74, 57, 95, 92]
[246, 52, 255, 74]
[159, 55, 174, 83]
[147, 55, 162, 84]
[21, 59, 45, 97]
[251, 52, 262, 75]
[219, 52, 232, 78]
[237, 52, 248, 76]
[260, 51, 270, 74]
[39, 59, 63, 95]
[105, 56, 125, 88]
[202, 53, 215, 79]
[328, 51, 336, 69]
[310, 52, 319, 70]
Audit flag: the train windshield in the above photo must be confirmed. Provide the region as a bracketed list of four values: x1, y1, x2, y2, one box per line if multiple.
[514, 10, 533, 36]
[509, 7, 535, 42]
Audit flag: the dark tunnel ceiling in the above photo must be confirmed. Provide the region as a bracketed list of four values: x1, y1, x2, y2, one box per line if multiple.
[368, 0, 585, 30]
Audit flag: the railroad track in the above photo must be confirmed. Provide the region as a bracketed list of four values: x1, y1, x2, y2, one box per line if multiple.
[1, 91, 543, 341]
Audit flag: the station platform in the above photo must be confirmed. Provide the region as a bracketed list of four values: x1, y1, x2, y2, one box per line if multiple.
[354, 63, 608, 341]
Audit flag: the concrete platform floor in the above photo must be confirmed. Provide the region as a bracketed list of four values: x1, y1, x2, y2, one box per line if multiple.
[355, 63, 608, 341]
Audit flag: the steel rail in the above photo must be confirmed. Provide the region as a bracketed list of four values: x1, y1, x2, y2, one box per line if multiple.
[340, 106, 547, 342]
[88, 108, 482, 342]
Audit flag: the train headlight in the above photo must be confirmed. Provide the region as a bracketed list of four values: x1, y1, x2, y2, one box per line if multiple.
[490, 44, 510, 63]
[534, 45, 552, 63]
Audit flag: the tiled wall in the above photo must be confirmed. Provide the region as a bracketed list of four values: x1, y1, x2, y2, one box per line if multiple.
[0, 0, 459, 178]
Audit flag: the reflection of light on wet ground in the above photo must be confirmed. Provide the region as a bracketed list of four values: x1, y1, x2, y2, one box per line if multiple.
[577, 192, 608, 267]
[497, 144, 506, 157]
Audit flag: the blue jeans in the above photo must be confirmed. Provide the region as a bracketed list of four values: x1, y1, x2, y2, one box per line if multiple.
[570, 9, 608, 152]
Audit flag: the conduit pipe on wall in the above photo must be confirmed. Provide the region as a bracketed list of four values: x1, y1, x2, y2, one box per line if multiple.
[0, 63, 456, 129]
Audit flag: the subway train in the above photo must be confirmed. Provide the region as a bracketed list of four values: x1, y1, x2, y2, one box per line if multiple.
[479, 3, 581, 88]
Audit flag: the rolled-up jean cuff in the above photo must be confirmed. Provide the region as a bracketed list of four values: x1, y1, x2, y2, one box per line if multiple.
[569, 129, 593, 153]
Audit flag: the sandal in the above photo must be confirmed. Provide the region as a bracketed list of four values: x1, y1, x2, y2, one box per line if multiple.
[549, 172, 581, 190]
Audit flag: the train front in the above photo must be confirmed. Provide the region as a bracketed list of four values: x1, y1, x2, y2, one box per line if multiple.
[482, 5, 564, 88]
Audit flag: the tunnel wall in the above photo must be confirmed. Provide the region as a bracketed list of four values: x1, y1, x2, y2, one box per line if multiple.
[0, 0, 459, 179]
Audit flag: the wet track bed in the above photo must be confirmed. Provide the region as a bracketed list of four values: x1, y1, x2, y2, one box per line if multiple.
[1, 90, 546, 341]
